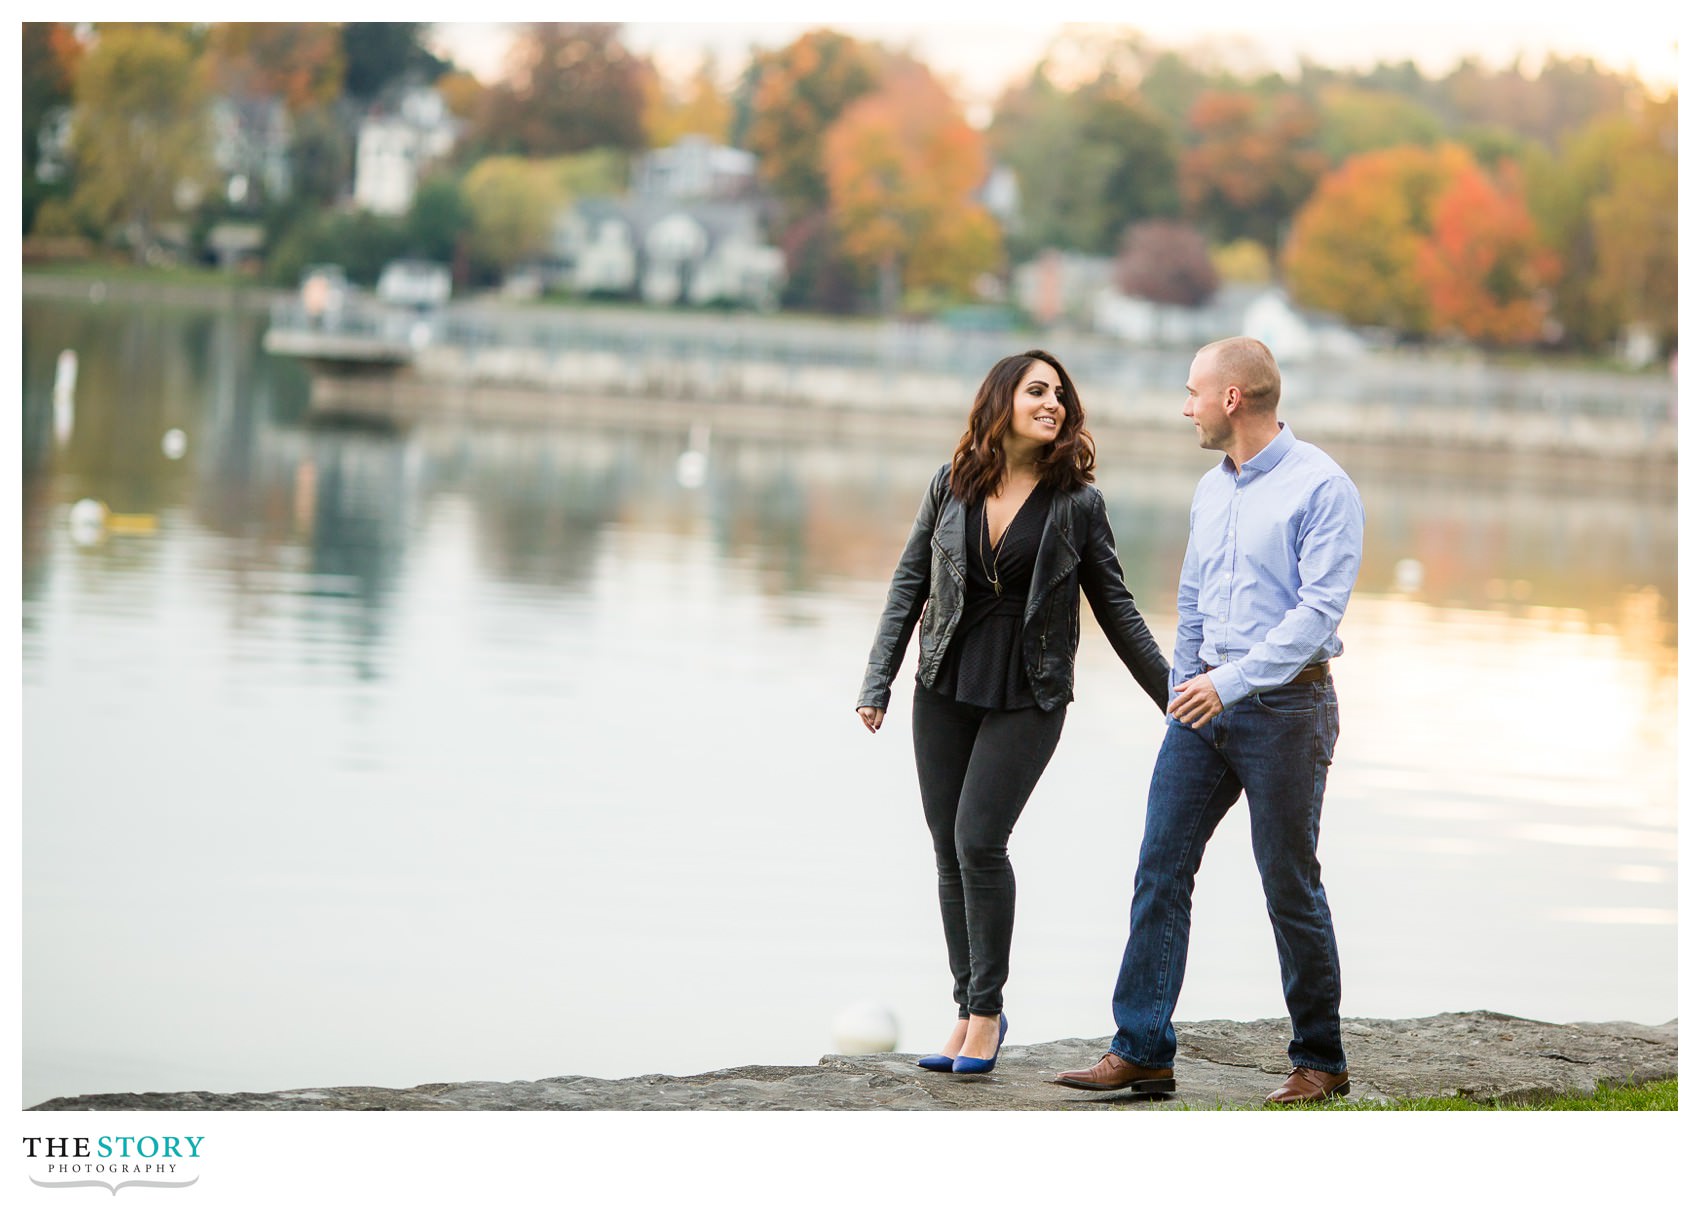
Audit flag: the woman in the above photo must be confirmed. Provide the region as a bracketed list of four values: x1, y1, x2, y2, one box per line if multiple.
[856, 349, 1171, 1075]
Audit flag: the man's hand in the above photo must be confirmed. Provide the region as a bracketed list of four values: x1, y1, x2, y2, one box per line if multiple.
[1167, 674, 1224, 728]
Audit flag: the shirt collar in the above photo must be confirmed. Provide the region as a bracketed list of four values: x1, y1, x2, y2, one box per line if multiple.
[1221, 421, 1295, 478]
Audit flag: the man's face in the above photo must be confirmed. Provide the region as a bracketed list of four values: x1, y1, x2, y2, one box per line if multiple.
[1183, 351, 1231, 451]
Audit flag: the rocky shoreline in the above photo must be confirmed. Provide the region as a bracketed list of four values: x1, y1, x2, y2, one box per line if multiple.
[28, 1011, 1676, 1111]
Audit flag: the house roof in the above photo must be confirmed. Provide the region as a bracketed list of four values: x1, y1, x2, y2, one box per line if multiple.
[571, 196, 762, 248]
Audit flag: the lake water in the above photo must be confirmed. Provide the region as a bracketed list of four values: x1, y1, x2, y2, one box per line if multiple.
[18, 295, 1677, 1109]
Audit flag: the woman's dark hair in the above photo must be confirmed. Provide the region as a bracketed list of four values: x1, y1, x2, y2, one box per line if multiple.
[948, 349, 1096, 502]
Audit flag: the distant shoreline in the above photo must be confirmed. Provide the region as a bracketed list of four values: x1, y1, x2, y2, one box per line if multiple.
[25, 270, 1676, 484]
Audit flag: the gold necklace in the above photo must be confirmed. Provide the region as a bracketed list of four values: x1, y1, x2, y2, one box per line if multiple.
[978, 500, 1009, 595]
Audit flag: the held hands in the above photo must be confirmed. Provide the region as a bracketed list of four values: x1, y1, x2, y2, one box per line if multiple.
[1167, 674, 1224, 729]
[857, 706, 886, 734]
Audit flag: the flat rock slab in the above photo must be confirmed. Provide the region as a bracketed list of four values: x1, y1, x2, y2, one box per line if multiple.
[29, 1012, 1676, 1112]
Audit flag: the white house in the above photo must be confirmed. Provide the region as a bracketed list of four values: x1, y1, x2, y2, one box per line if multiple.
[210, 95, 293, 208]
[549, 147, 786, 310]
[353, 87, 459, 216]
[631, 135, 758, 201]
[1091, 282, 1364, 361]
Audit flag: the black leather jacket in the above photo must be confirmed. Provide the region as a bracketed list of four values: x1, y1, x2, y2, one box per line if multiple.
[858, 464, 1171, 714]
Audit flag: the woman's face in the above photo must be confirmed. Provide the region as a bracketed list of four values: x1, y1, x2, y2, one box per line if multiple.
[1004, 360, 1065, 456]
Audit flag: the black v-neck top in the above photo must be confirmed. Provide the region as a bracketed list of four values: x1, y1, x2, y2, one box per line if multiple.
[929, 485, 1054, 710]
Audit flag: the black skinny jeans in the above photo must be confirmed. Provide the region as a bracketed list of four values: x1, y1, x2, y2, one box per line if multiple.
[911, 684, 1067, 1019]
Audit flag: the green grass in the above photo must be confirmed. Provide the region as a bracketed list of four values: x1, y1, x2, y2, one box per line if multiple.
[1265, 1077, 1676, 1111]
[25, 260, 251, 286]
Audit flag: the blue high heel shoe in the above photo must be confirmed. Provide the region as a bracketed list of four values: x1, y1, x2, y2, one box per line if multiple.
[951, 1014, 1008, 1075]
[915, 1053, 956, 1072]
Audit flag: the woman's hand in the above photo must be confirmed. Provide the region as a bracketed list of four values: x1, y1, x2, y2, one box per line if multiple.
[857, 706, 886, 734]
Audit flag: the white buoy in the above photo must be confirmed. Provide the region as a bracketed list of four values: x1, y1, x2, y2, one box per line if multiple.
[162, 428, 188, 459]
[68, 498, 107, 546]
[675, 450, 707, 488]
[831, 1002, 899, 1055]
[54, 349, 78, 397]
[53, 394, 74, 447]
[52, 350, 77, 446]
[1394, 558, 1424, 593]
[675, 421, 711, 488]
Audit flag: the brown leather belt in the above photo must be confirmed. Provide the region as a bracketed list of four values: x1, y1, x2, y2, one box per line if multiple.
[1204, 661, 1330, 686]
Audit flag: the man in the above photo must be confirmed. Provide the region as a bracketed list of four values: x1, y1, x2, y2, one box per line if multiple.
[1053, 336, 1364, 1105]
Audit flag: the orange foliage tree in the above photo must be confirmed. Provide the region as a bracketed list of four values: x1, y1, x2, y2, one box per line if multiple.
[473, 23, 653, 157]
[744, 29, 879, 215]
[643, 54, 733, 148]
[1281, 143, 1475, 335]
[822, 61, 1001, 308]
[1414, 161, 1557, 345]
[204, 23, 344, 112]
[1181, 90, 1326, 251]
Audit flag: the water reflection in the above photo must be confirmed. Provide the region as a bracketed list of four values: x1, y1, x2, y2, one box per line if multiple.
[19, 296, 1676, 1108]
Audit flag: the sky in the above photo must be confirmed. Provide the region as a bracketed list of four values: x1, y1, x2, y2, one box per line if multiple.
[427, 2, 1680, 127]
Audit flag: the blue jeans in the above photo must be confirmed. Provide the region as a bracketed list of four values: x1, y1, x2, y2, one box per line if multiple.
[1109, 677, 1346, 1073]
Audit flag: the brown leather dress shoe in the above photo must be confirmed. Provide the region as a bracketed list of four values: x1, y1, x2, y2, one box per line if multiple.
[1050, 1053, 1176, 1093]
[1264, 1067, 1351, 1105]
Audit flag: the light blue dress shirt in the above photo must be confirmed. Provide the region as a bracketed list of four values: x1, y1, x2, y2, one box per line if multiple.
[1172, 423, 1364, 708]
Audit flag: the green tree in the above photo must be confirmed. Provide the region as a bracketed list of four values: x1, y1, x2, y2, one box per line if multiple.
[288, 102, 352, 208]
[460, 155, 563, 275]
[340, 22, 447, 102]
[1316, 86, 1442, 163]
[69, 23, 213, 257]
[404, 173, 471, 265]
[266, 208, 408, 286]
[988, 69, 1179, 259]
[1527, 96, 1676, 352]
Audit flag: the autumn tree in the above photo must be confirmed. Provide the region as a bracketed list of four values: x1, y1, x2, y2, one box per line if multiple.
[22, 22, 84, 232]
[1414, 160, 1557, 345]
[822, 61, 1000, 310]
[68, 23, 213, 257]
[204, 22, 345, 112]
[1438, 53, 1639, 152]
[1584, 96, 1678, 353]
[644, 53, 733, 148]
[737, 29, 881, 310]
[435, 70, 487, 123]
[1212, 237, 1272, 284]
[473, 23, 653, 157]
[1527, 95, 1676, 352]
[1181, 90, 1326, 251]
[1113, 219, 1219, 305]
[1281, 143, 1476, 334]
[743, 29, 879, 214]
